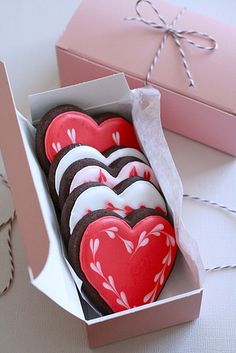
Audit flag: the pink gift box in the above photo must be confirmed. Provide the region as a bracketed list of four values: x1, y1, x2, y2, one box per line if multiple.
[0, 62, 203, 347]
[56, 0, 236, 156]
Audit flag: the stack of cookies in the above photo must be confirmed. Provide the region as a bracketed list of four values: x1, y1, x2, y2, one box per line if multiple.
[36, 104, 177, 315]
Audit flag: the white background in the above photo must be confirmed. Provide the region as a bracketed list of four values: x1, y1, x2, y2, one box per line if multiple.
[0, 1, 236, 352]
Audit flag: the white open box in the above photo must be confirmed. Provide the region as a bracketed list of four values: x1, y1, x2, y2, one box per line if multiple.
[0, 62, 203, 347]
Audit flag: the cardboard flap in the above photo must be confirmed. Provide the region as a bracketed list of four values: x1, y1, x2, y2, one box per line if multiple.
[0, 62, 85, 319]
[29, 73, 130, 122]
[0, 61, 49, 279]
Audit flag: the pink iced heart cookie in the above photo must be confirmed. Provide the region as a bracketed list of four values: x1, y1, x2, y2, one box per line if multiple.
[68, 209, 177, 314]
[48, 144, 149, 208]
[58, 157, 158, 208]
[70, 160, 156, 190]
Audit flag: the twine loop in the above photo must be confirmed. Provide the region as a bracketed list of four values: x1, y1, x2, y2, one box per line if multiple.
[125, 0, 217, 87]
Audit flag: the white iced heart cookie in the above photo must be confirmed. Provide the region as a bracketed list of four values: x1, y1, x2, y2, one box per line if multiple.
[60, 179, 167, 244]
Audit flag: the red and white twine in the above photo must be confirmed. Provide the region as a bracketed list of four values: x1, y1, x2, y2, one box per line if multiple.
[0, 173, 16, 296]
[183, 193, 236, 272]
[125, 0, 217, 87]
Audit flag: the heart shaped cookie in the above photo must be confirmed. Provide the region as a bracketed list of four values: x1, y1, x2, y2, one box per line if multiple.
[48, 144, 148, 207]
[36, 105, 139, 173]
[58, 157, 158, 208]
[61, 178, 167, 245]
[68, 209, 177, 314]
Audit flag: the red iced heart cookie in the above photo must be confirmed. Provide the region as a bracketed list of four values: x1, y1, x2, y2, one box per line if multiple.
[69, 210, 177, 314]
[45, 111, 139, 162]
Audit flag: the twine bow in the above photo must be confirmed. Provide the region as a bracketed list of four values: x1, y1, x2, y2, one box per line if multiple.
[125, 0, 217, 87]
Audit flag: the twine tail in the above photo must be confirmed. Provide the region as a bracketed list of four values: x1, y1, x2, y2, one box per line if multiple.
[0, 175, 16, 297]
[184, 194, 236, 272]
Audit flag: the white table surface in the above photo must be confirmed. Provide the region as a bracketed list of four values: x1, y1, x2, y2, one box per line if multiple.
[0, 1, 236, 352]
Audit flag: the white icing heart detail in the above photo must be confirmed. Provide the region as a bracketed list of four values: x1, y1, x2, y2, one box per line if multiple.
[67, 128, 76, 144]
[52, 142, 62, 153]
[112, 131, 120, 146]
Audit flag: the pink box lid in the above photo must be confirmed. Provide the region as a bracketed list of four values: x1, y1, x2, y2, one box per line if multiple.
[57, 0, 236, 115]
